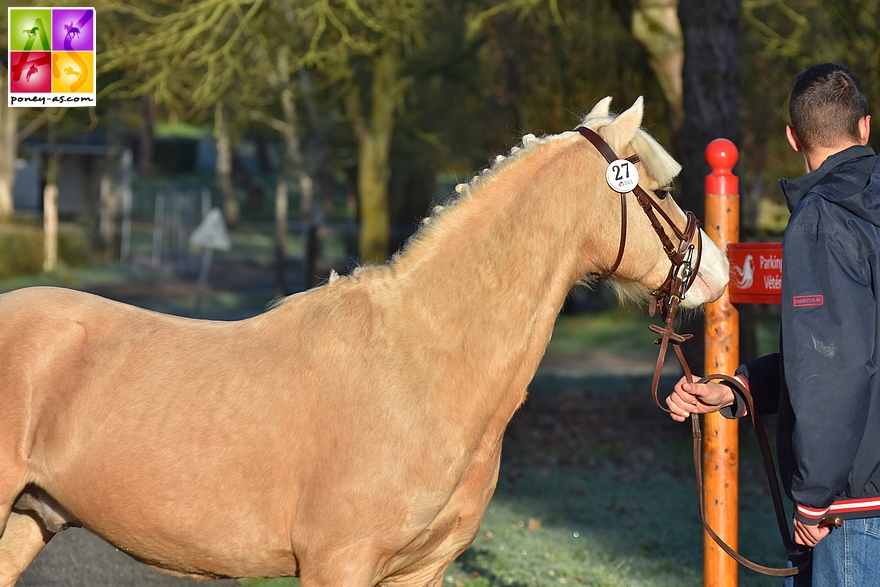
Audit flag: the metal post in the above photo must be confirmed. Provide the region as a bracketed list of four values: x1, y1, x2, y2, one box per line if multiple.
[703, 138, 740, 587]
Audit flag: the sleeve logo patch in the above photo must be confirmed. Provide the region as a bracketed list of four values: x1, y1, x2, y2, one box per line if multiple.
[793, 295, 824, 307]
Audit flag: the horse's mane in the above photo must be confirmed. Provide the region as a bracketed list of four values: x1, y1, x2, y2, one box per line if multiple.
[273, 97, 682, 305]
[394, 98, 682, 264]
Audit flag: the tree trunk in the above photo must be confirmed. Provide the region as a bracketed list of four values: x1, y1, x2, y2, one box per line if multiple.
[274, 46, 318, 292]
[43, 144, 59, 272]
[99, 173, 116, 259]
[139, 94, 156, 177]
[351, 46, 409, 265]
[630, 0, 685, 132]
[0, 72, 18, 221]
[214, 103, 239, 227]
[281, 95, 314, 226]
[357, 124, 392, 265]
[299, 69, 329, 226]
[43, 116, 60, 272]
[275, 179, 289, 296]
[674, 0, 740, 221]
[43, 183, 58, 271]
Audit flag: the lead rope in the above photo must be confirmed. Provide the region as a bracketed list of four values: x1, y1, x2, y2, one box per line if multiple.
[650, 296, 844, 576]
[646, 253, 811, 576]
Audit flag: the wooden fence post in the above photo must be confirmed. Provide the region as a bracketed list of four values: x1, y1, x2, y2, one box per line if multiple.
[703, 138, 740, 586]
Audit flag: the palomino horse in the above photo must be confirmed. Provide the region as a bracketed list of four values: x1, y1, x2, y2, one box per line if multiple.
[0, 98, 728, 586]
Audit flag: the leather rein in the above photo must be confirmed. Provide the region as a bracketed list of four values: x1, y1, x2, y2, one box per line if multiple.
[575, 126, 839, 577]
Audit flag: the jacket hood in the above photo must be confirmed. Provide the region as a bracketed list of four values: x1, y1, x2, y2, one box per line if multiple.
[779, 145, 880, 227]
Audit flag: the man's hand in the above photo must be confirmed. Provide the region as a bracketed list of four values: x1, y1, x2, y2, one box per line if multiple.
[665, 377, 736, 422]
[793, 517, 831, 548]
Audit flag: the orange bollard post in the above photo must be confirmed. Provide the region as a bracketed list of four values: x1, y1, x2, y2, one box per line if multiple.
[703, 139, 740, 587]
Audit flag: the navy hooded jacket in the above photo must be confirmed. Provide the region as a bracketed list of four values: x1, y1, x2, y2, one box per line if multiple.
[725, 145, 880, 524]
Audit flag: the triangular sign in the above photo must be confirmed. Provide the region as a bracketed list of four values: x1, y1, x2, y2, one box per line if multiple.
[189, 208, 232, 251]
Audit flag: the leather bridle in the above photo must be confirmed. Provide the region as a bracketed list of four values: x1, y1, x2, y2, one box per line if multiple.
[575, 126, 703, 410]
[576, 125, 840, 577]
[576, 126, 702, 300]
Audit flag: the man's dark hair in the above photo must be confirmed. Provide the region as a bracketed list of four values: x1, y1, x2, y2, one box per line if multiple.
[789, 63, 868, 153]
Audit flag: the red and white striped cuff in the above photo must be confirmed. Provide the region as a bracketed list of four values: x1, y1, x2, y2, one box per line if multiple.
[797, 497, 880, 524]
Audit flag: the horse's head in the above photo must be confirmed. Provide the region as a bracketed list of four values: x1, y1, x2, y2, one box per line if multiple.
[578, 97, 729, 309]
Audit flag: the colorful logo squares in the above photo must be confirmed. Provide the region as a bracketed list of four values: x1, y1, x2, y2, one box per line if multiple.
[8, 7, 96, 107]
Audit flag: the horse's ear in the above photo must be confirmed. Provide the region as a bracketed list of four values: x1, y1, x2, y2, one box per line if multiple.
[603, 96, 644, 153]
[583, 96, 612, 121]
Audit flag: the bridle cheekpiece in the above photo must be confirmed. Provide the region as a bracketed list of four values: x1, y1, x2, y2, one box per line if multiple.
[575, 125, 703, 408]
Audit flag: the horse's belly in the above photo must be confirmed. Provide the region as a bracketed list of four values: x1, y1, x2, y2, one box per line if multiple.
[30, 414, 303, 578]
[40, 465, 300, 579]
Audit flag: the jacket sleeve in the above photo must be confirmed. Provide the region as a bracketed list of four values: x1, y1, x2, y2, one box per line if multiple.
[781, 203, 875, 520]
[719, 353, 782, 419]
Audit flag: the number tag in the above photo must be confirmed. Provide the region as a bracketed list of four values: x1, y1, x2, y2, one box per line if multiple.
[605, 159, 639, 193]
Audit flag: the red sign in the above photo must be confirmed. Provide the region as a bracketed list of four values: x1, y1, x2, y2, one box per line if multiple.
[727, 242, 782, 304]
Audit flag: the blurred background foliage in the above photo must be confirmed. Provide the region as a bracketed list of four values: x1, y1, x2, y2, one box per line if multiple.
[1, 0, 879, 269]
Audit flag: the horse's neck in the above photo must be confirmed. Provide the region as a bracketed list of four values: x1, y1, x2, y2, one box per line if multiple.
[390, 138, 594, 420]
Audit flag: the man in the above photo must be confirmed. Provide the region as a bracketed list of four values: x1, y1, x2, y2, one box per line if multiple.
[666, 63, 880, 586]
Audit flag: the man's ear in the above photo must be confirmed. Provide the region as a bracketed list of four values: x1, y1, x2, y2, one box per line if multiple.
[786, 125, 802, 153]
[859, 115, 871, 145]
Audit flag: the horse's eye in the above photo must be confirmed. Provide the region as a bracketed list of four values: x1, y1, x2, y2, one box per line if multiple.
[655, 188, 670, 200]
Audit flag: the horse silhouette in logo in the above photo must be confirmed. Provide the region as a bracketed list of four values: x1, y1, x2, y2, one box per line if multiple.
[23, 26, 39, 39]
[26, 65, 39, 82]
[731, 254, 755, 289]
[64, 66, 82, 81]
[64, 22, 81, 40]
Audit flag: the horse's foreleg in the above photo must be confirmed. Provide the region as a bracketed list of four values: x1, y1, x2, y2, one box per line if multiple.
[0, 511, 55, 587]
[0, 450, 50, 586]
